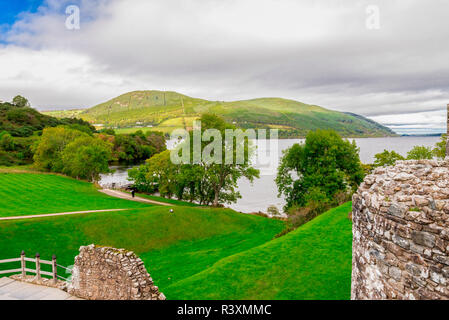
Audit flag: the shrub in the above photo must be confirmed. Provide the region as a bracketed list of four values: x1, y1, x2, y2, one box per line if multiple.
[0, 132, 15, 151]
[407, 145, 433, 160]
[373, 150, 405, 167]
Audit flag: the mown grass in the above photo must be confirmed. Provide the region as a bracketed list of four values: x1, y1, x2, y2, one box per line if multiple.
[0, 206, 285, 294]
[0, 173, 150, 217]
[164, 202, 353, 300]
[0, 172, 353, 300]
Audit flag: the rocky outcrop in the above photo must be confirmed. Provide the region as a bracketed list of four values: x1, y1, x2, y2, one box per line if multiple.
[352, 160, 449, 300]
[67, 244, 165, 300]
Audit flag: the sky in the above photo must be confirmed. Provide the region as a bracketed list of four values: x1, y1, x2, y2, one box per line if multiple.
[0, 0, 448, 134]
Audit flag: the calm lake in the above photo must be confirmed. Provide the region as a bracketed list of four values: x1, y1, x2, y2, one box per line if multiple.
[99, 136, 441, 213]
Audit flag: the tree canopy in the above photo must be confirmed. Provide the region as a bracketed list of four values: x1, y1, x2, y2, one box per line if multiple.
[33, 126, 112, 181]
[129, 113, 259, 206]
[12, 95, 30, 108]
[276, 130, 364, 210]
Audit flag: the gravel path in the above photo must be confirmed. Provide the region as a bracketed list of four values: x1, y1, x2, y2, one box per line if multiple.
[0, 209, 129, 221]
[99, 189, 171, 206]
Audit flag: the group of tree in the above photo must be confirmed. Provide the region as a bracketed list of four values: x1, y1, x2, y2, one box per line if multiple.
[32, 126, 167, 181]
[129, 113, 259, 207]
[0, 95, 97, 166]
[98, 129, 166, 163]
[275, 130, 364, 231]
[33, 127, 112, 181]
[0, 95, 167, 169]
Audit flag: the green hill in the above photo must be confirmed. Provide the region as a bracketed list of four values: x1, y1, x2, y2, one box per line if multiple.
[0, 102, 94, 138]
[70, 90, 395, 138]
[0, 102, 96, 166]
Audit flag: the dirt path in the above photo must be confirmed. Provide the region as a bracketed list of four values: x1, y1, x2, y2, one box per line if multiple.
[99, 189, 171, 206]
[0, 209, 129, 221]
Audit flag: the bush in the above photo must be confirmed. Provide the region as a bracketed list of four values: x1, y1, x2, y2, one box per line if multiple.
[267, 205, 281, 217]
[373, 150, 405, 167]
[0, 131, 15, 151]
[407, 145, 433, 160]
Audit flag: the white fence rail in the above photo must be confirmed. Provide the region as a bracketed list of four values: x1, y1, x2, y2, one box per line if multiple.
[0, 251, 71, 283]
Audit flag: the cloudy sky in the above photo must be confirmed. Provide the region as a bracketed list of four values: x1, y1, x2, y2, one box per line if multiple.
[0, 0, 448, 134]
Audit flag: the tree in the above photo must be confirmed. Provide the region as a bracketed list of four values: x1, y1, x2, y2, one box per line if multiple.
[373, 150, 405, 167]
[12, 95, 30, 108]
[276, 130, 364, 210]
[129, 150, 180, 197]
[433, 134, 447, 159]
[407, 145, 433, 160]
[193, 113, 259, 207]
[129, 114, 259, 206]
[33, 127, 89, 172]
[61, 137, 112, 181]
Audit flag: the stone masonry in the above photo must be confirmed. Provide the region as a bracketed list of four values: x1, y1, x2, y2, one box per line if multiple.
[67, 244, 166, 300]
[352, 160, 449, 300]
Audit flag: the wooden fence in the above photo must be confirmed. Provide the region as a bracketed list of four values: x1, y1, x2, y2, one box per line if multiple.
[0, 251, 72, 283]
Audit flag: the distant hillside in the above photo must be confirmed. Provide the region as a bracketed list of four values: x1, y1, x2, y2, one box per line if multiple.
[49, 91, 396, 138]
[0, 102, 94, 137]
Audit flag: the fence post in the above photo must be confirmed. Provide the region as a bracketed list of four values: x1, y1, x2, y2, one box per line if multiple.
[21, 250, 25, 278]
[35, 253, 41, 281]
[52, 255, 57, 284]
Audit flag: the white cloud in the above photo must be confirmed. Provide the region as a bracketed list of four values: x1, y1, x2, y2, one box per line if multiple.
[1, 0, 449, 132]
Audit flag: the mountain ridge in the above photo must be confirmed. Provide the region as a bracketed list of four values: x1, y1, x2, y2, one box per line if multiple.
[46, 90, 397, 138]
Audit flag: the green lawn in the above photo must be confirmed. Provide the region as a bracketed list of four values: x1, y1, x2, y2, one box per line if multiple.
[0, 173, 353, 300]
[0, 206, 285, 295]
[0, 173, 150, 217]
[164, 202, 353, 300]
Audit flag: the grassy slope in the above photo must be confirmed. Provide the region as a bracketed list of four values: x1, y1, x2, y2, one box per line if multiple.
[50, 90, 395, 137]
[0, 173, 150, 217]
[0, 172, 353, 300]
[0, 206, 285, 295]
[164, 202, 353, 300]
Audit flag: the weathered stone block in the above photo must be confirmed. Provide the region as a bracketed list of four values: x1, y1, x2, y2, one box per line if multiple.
[411, 231, 435, 248]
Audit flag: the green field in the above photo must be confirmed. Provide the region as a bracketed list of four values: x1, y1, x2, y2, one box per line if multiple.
[0, 173, 150, 217]
[45, 90, 396, 138]
[0, 173, 353, 300]
[0, 206, 285, 296]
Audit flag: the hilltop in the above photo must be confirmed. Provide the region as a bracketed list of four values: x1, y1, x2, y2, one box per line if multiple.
[0, 101, 93, 137]
[46, 91, 396, 138]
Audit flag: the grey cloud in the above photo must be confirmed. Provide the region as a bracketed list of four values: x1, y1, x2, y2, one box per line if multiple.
[1, 0, 449, 127]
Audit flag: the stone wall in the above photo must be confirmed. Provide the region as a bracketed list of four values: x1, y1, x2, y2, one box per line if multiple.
[67, 244, 166, 300]
[352, 160, 449, 300]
